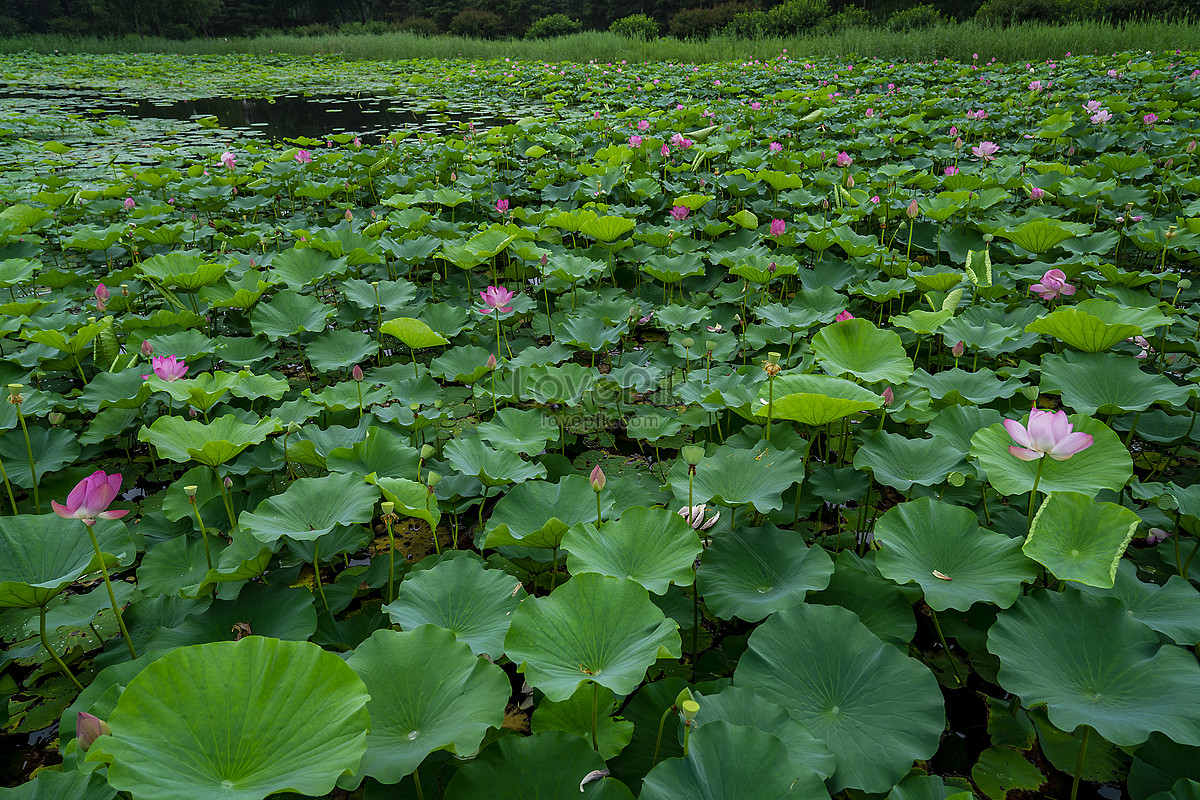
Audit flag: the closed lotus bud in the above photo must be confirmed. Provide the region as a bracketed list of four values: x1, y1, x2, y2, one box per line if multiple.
[590, 464, 606, 492]
[680, 445, 704, 466]
[540, 254, 548, 266]
[352, 364, 364, 382]
[345, 208, 353, 222]
[882, 386, 894, 407]
[420, 444, 434, 460]
[705, 340, 716, 352]
[224, 477, 232, 489]
[845, 174, 855, 189]
[426, 471, 441, 488]
[954, 137, 963, 150]
[183, 484, 198, 497]
[952, 341, 965, 357]
[486, 353, 498, 370]
[906, 198, 919, 218]
[76, 712, 110, 752]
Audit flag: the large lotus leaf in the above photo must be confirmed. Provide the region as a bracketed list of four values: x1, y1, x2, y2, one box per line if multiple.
[1078, 561, 1200, 646]
[0, 769, 117, 800]
[477, 407, 560, 455]
[443, 731, 635, 800]
[430, 345, 493, 384]
[996, 218, 1079, 254]
[886, 774, 975, 800]
[971, 746, 1046, 799]
[1024, 492, 1140, 588]
[241, 471, 378, 544]
[305, 329, 378, 373]
[444, 436, 547, 487]
[144, 582, 315, 649]
[755, 373, 882, 426]
[343, 626, 509, 787]
[853, 431, 968, 492]
[735, 603, 945, 793]
[1148, 781, 1200, 800]
[326, 427, 419, 479]
[873, 498, 1038, 611]
[86, 638, 370, 800]
[384, 554, 524, 658]
[340, 277, 418, 310]
[666, 443, 805, 514]
[641, 721, 829, 800]
[809, 551, 917, 648]
[485, 476, 604, 550]
[531, 683, 634, 760]
[1129, 734, 1200, 800]
[926, 405, 1005, 457]
[0, 515, 99, 608]
[970, 415, 1132, 497]
[249, 290, 333, 340]
[1039, 350, 1193, 415]
[581, 215, 636, 242]
[811, 318, 914, 385]
[503, 573, 680, 702]
[523, 362, 598, 405]
[369, 475, 440, 530]
[907, 368, 1022, 406]
[1025, 307, 1142, 352]
[138, 414, 280, 467]
[988, 591, 1200, 747]
[696, 523, 833, 621]
[268, 246, 349, 289]
[78, 369, 155, 412]
[690, 687, 836, 780]
[380, 317, 450, 349]
[139, 251, 226, 290]
[150, 371, 241, 413]
[562, 506, 701, 595]
[0, 426, 80, 487]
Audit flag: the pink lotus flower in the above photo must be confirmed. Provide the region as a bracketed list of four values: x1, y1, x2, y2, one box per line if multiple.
[589, 464, 605, 492]
[1003, 408, 1093, 461]
[836, 310, 854, 322]
[1028, 80, 1042, 91]
[971, 141, 999, 161]
[76, 713, 111, 752]
[628, 135, 643, 147]
[865, 108, 874, 117]
[670, 205, 690, 221]
[220, 152, 236, 170]
[637, 119, 650, 131]
[944, 166, 960, 176]
[1029, 186, 1045, 201]
[295, 149, 312, 164]
[1090, 109, 1113, 124]
[836, 151, 853, 168]
[1083, 100, 1103, 113]
[144, 354, 187, 381]
[140, 340, 153, 357]
[52, 470, 129, 525]
[661, 144, 670, 157]
[882, 386, 894, 406]
[768, 141, 782, 152]
[123, 197, 135, 210]
[478, 285, 515, 314]
[770, 218, 786, 236]
[1031, 268, 1075, 300]
[95, 284, 110, 303]
[1143, 112, 1159, 126]
[495, 198, 509, 213]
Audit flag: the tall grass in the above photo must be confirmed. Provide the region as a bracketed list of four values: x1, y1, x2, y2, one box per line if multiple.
[1, 19, 1198, 64]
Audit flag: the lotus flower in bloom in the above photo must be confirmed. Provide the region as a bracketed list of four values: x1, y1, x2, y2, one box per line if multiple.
[52, 471, 129, 525]
[637, 119, 650, 131]
[836, 310, 854, 322]
[670, 205, 690, 221]
[123, 197, 135, 210]
[1090, 108, 1113, 125]
[1031, 268, 1075, 301]
[768, 141, 782, 152]
[971, 141, 999, 161]
[678, 504, 720, 530]
[770, 218, 786, 236]
[95, 284, 110, 303]
[144, 355, 187, 381]
[944, 166, 960, 176]
[1003, 408, 1093, 461]
[628, 135, 643, 147]
[295, 149, 312, 164]
[478, 285, 515, 315]
[495, 198, 509, 213]
[1143, 112, 1159, 126]
[836, 151, 853, 167]
[220, 152, 236, 170]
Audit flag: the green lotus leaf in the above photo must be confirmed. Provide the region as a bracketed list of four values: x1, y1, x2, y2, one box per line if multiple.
[1148, 781, 1200, 800]
[484, 476, 601, 549]
[970, 415, 1132, 497]
[736, 603, 944, 793]
[305, 329, 378, 373]
[1039, 350, 1193, 415]
[1025, 307, 1142, 353]
[384, 554, 524, 658]
[853, 431, 969, 492]
[478, 407, 560, 455]
[343, 626, 509, 787]
[144, 582, 314, 648]
[380, 317, 450, 349]
[523, 362, 598, 405]
[443, 731, 635, 800]
[562, 506, 701, 595]
[666, 443, 805, 514]
[1027, 707, 1128, 785]
[926, 405, 1005, 457]
[696, 522, 834, 621]
[0, 515, 100, 608]
[643, 253, 705, 283]
[340, 277, 418, 310]
[907, 368, 1022, 406]
[811, 318, 914, 385]
[149, 370, 241, 413]
[86, 638, 370, 800]
[139, 251, 227, 290]
[1024, 491, 1140, 588]
[995, 218, 1080, 254]
[326, 427, 419, 479]
[0, 426, 80, 487]
[988, 591, 1200, 747]
[504, 573, 680, 702]
[1077, 560, 1200, 646]
[78, 369, 154, 412]
[430, 345, 493, 384]
[886, 774, 975, 800]
[756, 373, 882, 426]
[642, 721, 829, 800]
[1129, 734, 1200, 800]
[0, 258, 36, 289]
[444, 436, 547, 487]
[139, 414, 280, 467]
[690, 687, 836, 780]
[531, 683, 634, 761]
[0, 769, 116, 800]
[250, 290, 334, 340]
[367, 474, 440, 529]
[228, 371, 289, 402]
[873, 498, 1038, 611]
[971, 746, 1046, 799]
[241, 471, 378, 544]
[268, 246, 349, 289]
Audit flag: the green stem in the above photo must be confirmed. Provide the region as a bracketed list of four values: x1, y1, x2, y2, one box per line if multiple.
[15, 407, 40, 514]
[764, 374, 774, 442]
[85, 523, 137, 659]
[591, 680, 600, 752]
[215, 469, 237, 529]
[190, 498, 213, 571]
[1070, 725, 1091, 800]
[1027, 458, 1046, 536]
[313, 539, 330, 614]
[596, 491, 603, 526]
[0, 455, 17, 515]
[412, 764, 426, 800]
[651, 705, 673, 767]
[550, 546, 559, 592]
[387, 514, 396, 603]
[929, 607, 964, 688]
[41, 604, 84, 691]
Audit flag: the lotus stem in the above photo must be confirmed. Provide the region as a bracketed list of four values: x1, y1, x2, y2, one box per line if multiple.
[312, 539, 330, 614]
[928, 607, 964, 688]
[84, 522, 137, 659]
[591, 680, 600, 752]
[13, 398, 40, 514]
[1026, 458, 1046, 536]
[412, 764, 426, 800]
[214, 468, 237, 529]
[651, 704, 674, 768]
[189, 495, 213, 572]
[40, 604, 84, 691]
[0, 455, 17, 516]
[550, 545, 559, 592]
[1071, 725, 1090, 800]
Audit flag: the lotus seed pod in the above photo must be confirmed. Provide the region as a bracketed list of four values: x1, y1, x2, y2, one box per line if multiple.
[681, 337, 694, 348]
[420, 444, 434, 460]
[48, 412, 64, 425]
[680, 445, 704, 466]
[381, 501, 395, 516]
[1157, 494, 1179, 512]
[681, 700, 700, 723]
[426, 471, 442, 488]
[948, 472, 966, 487]
[705, 340, 716, 352]
[1179, 279, 1192, 290]
[766, 352, 780, 365]
[1021, 386, 1039, 401]
[183, 485, 198, 497]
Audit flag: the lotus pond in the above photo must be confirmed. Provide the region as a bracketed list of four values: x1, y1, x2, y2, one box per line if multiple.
[2, 48, 1200, 800]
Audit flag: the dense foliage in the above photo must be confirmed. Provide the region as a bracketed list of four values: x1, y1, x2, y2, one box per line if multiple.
[0, 47, 1199, 800]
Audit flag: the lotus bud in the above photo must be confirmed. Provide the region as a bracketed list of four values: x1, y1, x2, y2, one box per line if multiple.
[426, 471, 442, 488]
[845, 174, 855, 189]
[48, 411, 64, 426]
[351, 364, 364, 382]
[906, 198, 919, 218]
[540, 254, 548, 266]
[224, 477, 232, 489]
[952, 341, 965, 358]
[1187, 139, 1197, 154]
[183, 485, 198, 497]
[95, 283, 110, 302]
[954, 137, 963, 150]
[487, 353, 498, 370]
[681, 337, 694, 348]
[590, 464, 606, 492]
[681, 700, 700, 724]
[882, 386, 894, 406]
[420, 444, 434, 460]
[680, 445, 704, 466]
[345, 208, 353, 222]
[76, 712, 110, 752]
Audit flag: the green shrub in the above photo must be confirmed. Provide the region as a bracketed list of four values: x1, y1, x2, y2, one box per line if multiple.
[448, 9, 506, 39]
[819, 6, 870, 31]
[1101, 0, 1196, 20]
[975, 0, 1085, 25]
[767, 0, 830, 35]
[395, 16, 439, 35]
[0, 15, 22, 37]
[525, 13, 582, 39]
[886, 3, 944, 30]
[668, 2, 756, 39]
[722, 9, 770, 36]
[292, 23, 334, 37]
[609, 13, 659, 39]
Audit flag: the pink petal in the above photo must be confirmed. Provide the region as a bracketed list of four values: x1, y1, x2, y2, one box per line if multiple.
[51, 500, 76, 519]
[1060, 283, 1076, 296]
[1008, 445, 1044, 461]
[1045, 410, 1071, 443]
[1048, 432, 1093, 460]
[63, 476, 91, 512]
[97, 509, 130, 520]
[1002, 418, 1032, 448]
[1025, 410, 1060, 453]
[1030, 282, 1046, 293]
